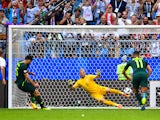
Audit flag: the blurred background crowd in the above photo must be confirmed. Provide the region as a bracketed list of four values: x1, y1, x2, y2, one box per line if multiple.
[1, 0, 160, 26]
[0, 0, 160, 58]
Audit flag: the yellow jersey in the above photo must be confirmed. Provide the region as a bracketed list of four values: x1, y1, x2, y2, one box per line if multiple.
[73, 75, 103, 94]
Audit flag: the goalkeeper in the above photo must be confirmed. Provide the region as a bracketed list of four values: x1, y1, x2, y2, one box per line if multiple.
[68, 69, 130, 108]
[15, 55, 49, 110]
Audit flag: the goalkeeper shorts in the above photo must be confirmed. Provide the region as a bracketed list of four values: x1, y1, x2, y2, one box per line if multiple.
[90, 86, 108, 101]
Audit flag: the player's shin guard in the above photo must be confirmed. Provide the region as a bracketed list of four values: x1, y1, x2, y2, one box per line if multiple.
[135, 93, 142, 105]
[110, 89, 123, 95]
[35, 96, 44, 108]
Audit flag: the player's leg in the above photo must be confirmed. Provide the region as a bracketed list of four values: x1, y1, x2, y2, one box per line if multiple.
[17, 81, 38, 109]
[33, 90, 46, 109]
[30, 93, 36, 104]
[105, 87, 130, 98]
[100, 98, 122, 109]
[18, 81, 49, 110]
[91, 94, 122, 109]
[132, 76, 142, 105]
[133, 88, 141, 105]
[140, 74, 148, 105]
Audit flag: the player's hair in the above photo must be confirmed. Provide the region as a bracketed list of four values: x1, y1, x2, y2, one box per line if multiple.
[133, 51, 140, 56]
[25, 55, 33, 61]
[0, 49, 4, 56]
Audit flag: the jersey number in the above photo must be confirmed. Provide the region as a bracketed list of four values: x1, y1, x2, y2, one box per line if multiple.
[135, 60, 143, 68]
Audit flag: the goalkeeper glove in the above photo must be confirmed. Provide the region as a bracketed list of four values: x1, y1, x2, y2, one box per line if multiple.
[96, 69, 101, 76]
[67, 80, 75, 86]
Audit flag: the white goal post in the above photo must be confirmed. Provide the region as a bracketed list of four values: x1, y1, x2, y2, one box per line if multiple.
[8, 25, 160, 109]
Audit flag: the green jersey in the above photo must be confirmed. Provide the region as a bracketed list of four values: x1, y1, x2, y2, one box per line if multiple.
[124, 57, 148, 74]
[15, 61, 29, 85]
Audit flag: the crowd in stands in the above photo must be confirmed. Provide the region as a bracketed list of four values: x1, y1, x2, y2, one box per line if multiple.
[0, 0, 160, 58]
[0, 0, 160, 26]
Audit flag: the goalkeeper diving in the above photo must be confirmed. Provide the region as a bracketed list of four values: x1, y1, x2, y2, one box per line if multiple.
[68, 69, 130, 108]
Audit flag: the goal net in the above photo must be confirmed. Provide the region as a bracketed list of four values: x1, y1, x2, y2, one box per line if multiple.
[8, 26, 160, 108]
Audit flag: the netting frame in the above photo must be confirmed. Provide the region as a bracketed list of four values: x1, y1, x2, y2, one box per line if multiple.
[8, 25, 160, 109]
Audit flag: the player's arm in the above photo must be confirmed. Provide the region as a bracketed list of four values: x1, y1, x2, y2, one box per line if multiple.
[24, 73, 39, 88]
[122, 63, 131, 81]
[28, 72, 36, 75]
[1, 66, 6, 85]
[146, 64, 152, 78]
[0, 59, 6, 85]
[95, 69, 101, 78]
[67, 80, 79, 90]
[24, 70, 39, 88]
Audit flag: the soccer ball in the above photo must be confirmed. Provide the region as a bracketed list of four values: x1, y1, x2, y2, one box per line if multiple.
[124, 87, 132, 94]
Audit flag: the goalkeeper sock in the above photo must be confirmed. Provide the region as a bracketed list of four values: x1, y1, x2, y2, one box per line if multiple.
[103, 100, 118, 107]
[135, 93, 142, 105]
[110, 89, 123, 95]
[35, 96, 44, 108]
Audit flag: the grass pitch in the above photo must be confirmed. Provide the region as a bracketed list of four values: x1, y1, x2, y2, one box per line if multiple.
[0, 109, 159, 120]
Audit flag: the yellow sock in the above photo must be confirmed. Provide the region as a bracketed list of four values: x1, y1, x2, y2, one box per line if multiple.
[110, 88, 123, 95]
[103, 100, 118, 107]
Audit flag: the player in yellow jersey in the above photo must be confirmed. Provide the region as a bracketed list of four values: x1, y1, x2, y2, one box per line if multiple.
[68, 69, 130, 109]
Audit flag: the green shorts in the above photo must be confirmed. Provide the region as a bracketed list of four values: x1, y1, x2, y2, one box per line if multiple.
[17, 80, 36, 94]
[132, 72, 148, 88]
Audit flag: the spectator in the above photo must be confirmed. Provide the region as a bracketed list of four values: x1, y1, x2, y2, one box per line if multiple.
[153, 12, 160, 24]
[104, 0, 111, 6]
[80, 17, 87, 25]
[117, 11, 131, 25]
[74, 17, 80, 25]
[59, 11, 73, 25]
[94, 0, 106, 23]
[141, 16, 153, 25]
[98, 15, 108, 25]
[142, 0, 154, 20]
[7, 16, 22, 25]
[80, 0, 98, 25]
[33, 0, 47, 25]
[131, 14, 140, 25]
[98, 0, 109, 13]
[100, 42, 109, 57]
[27, 33, 46, 57]
[71, 7, 81, 23]
[7, 1, 22, 23]
[153, 0, 160, 18]
[24, 2, 35, 24]
[126, 0, 140, 18]
[150, 34, 160, 58]
[110, 0, 127, 17]
[105, 4, 116, 25]
[2, 0, 10, 9]
[0, 8, 8, 34]
[63, 2, 72, 16]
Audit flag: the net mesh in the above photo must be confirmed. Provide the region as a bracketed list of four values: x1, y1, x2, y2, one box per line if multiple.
[9, 26, 160, 108]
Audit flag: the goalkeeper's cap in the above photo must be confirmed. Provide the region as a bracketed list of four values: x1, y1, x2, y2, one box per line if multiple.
[25, 55, 33, 61]
[122, 55, 127, 62]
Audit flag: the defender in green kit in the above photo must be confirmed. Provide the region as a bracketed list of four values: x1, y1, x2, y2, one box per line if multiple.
[15, 55, 50, 110]
[122, 51, 152, 110]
